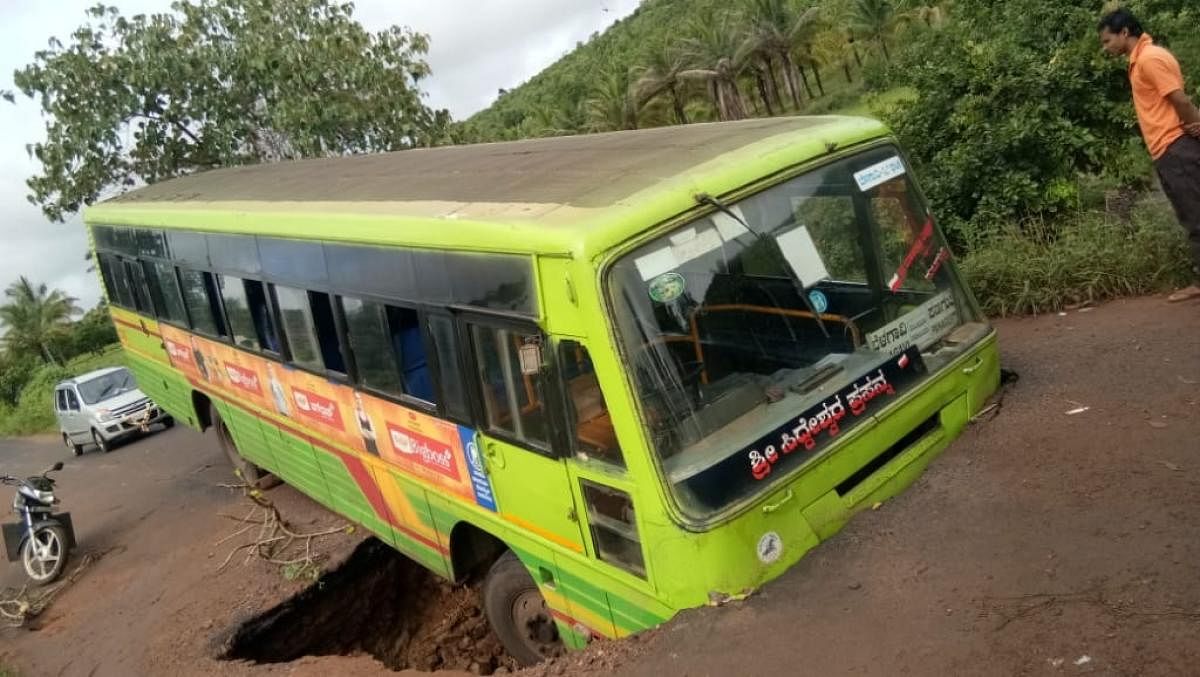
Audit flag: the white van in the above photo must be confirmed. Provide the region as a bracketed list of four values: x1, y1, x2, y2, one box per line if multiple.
[53, 367, 173, 455]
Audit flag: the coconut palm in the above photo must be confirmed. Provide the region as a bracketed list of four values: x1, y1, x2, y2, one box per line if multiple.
[848, 0, 902, 62]
[586, 66, 639, 132]
[742, 0, 822, 109]
[679, 11, 751, 121]
[634, 42, 691, 125]
[0, 276, 81, 365]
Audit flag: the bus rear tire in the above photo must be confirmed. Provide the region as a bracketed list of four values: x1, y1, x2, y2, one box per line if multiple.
[482, 551, 563, 666]
[210, 403, 280, 490]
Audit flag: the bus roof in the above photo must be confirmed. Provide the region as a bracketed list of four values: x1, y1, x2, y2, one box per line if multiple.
[86, 116, 890, 256]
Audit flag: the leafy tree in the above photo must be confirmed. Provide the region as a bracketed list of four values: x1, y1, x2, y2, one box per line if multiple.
[0, 277, 81, 365]
[884, 0, 1135, 242]
[13, 0, 444, 222]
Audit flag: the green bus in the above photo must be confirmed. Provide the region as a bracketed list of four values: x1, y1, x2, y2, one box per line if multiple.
[85, 116, 1000, 664]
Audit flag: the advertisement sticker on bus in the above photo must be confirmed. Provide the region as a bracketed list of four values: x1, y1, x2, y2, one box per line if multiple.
[458, 426, 498, 512]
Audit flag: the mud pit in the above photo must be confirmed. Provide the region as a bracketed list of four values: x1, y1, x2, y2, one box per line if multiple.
[221, 538, 519, 675]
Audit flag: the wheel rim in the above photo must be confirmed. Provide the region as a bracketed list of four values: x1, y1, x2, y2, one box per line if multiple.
[510, 589, 561, 658]
[23, 530, 62, 581]
[63, 434, 72, 450]
[93, 431, 106, 450]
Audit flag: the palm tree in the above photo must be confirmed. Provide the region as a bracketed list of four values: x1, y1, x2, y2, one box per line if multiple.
[0, 276, 81, 365]
[634, 42, 691, 125]
[742, 0, 821, 109]
[586, 66, 639, 132]
[680, 11, 751, 121]
[848, 0, 901, 62]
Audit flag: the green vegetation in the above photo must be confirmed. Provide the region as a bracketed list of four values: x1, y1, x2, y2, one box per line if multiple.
[0, 344, 126, 438]
[462, 0, 1198, 314]
[1, 275, 124, 437]
[11, 0, 448, 222]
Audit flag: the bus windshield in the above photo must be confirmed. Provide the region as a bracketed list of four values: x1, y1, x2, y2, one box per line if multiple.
[608, 146, 990, 518]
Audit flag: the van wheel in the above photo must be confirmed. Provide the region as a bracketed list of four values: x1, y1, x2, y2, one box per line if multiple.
[483, 551, 563, 666]
[63, 433, 83, 457]
[210, 404, 279, 490]
[91, 429, 111, 454]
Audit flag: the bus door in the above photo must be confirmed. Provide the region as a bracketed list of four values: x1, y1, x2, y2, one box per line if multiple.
[462, 317, 586, 555]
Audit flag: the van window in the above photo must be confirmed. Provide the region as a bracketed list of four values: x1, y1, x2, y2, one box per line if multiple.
[55, 389, 66, 412]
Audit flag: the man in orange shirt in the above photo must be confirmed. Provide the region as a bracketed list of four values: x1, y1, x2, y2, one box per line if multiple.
[1100, 9, 1200, 303]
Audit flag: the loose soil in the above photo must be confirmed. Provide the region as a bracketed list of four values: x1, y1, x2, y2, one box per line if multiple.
[222, 538, 516, 674]
[1, 295, 1198, 677]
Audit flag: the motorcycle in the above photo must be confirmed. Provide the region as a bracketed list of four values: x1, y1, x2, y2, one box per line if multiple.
[2, 462, 75, 585]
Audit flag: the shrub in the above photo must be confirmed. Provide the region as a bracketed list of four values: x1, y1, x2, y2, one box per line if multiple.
[884, 1, 1136, 246]
[960, 197, 1193, 316]
[0, 364, 73, 437]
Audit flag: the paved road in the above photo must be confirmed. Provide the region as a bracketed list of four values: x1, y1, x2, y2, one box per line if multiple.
[0, 427, 229, 592]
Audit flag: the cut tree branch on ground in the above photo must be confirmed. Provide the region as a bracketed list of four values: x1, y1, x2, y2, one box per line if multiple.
[1, 550, 108, 627]
[215, 485, 354, 581]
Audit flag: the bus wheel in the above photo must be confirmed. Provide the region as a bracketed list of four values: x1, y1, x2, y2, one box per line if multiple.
[483, 551, 562, 666]
[210, 404, 279, 490]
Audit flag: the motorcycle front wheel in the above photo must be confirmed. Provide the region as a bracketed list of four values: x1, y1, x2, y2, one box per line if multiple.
[21, 524, 69, 585]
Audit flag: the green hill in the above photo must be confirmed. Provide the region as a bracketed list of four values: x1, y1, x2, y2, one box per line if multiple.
[458, 0, 900, 143]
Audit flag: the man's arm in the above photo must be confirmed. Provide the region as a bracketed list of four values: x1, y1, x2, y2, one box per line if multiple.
[1166, 90, 1200, 137]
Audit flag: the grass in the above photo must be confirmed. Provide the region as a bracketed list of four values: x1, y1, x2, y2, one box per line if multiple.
[66, 343, 127, 374]
[960, 196, 1194, 316]
[0, 343, 124, 438]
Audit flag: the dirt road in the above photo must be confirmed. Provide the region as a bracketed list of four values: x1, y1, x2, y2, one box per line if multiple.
[2, 296, 1198, 677]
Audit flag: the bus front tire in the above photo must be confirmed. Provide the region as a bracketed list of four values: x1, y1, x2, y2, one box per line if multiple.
[209, 403, 280, 490]
[483, 551, 563, 666]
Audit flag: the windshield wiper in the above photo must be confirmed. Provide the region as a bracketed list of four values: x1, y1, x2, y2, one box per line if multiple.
[693, 193, 831, 340]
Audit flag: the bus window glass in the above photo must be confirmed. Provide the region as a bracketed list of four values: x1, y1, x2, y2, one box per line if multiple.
[146, 262, 187, 325]
[429, 315, 470, 422]
[609, 147, 988, 516]
[274, 285, 323, 372]
[245, 280, 279, 353]
[342, 296, 404, 396]
[219, 275, 261, 351]
[309, 291, 345, 374]
[96, 254, 122, 306]
[560, 341, 624, 467]
[387, 306, 434, 403]
[179, 269, 226, 338]
[470, 325, 549, 449]
[124, 259, 154, 315]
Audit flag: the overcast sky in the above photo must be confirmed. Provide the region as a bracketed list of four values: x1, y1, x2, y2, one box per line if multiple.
[0, 0, 639, 314]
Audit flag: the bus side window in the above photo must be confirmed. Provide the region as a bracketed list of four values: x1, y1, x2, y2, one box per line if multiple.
[219, 275, 280, 354]
[274, 285, 345, 375]
[386, 306, 434, 404]
[179, 269, 227, 338]
[559, 341, 624, 468]
[428, 315, 470, 423]
[469, 324, 550, 451]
